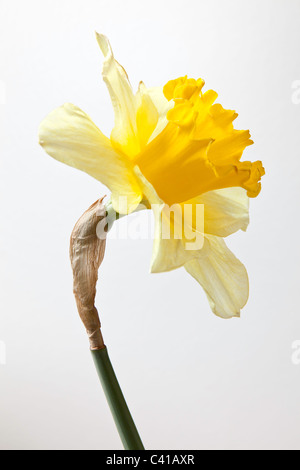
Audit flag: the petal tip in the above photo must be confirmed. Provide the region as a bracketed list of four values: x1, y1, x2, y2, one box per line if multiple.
[95, 32, 111, 58]
[212, 306, 242, 320]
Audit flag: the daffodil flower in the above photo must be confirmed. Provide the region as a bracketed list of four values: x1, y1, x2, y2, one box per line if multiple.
[39, 34, 264, 320]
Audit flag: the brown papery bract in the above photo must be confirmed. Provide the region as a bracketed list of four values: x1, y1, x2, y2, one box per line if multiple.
[70, 198, 107, 350]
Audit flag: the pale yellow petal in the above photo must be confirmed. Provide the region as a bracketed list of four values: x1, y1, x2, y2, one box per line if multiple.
[136, 82, 159, 150]
[96, 33, 140, 157]
[184, 235, 249, 319]
[150, 204, 207, 273]
[146, 86, 174, 141]
[189, 187, 249, 237]
[133, 166, 188, 273]
[147, 86, 173, 119]
[39, 103, 142, 214]
[133, 165, 206, 273]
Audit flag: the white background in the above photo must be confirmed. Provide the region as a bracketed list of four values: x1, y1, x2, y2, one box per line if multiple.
[0, 0, 300, 450]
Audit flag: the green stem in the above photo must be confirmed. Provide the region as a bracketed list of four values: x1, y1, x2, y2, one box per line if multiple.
[91, 347, 145, 450]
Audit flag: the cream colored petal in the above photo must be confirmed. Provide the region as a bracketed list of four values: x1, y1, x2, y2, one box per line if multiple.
[147, 86, 171, 118]
[192, 187, 249, 237]
[136, 82, 159, 149]
[133, 165, 207, 273]
[134, 166, 187, 273]
[184, 235, 249, 319]
[39, 103, 142, 214]
[146, 86, 174, 141]
[96, 33, 140, 157]
[150, 205, 206, 273]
